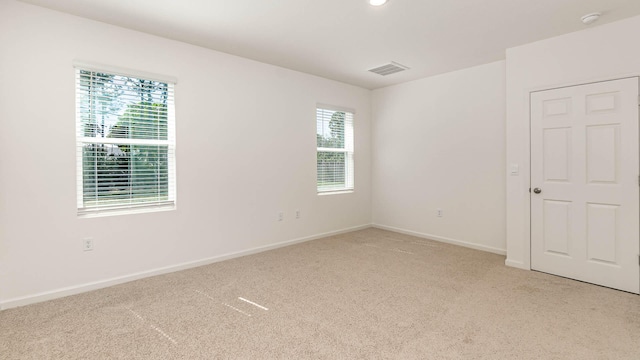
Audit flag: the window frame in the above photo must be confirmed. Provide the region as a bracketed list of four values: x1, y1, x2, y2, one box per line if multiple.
[316, 104, 355, 194]
[74, 63, 177, 217]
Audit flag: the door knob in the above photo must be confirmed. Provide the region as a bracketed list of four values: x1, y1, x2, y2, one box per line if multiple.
[533, 188, 542, 194]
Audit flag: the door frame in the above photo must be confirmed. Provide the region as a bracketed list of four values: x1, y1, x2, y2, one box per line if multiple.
[522, 74, 640, 273]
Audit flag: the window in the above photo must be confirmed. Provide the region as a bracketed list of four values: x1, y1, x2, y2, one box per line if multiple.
[75, 67, 176, 216]
[316, 106, 354, 193]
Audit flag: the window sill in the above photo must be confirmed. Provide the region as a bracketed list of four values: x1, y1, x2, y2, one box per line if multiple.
[78, 203, 175, 218]
[317, 190, 354, 196]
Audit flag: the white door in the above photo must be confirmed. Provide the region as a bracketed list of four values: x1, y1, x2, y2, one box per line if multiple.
[531, 77, 639, 294]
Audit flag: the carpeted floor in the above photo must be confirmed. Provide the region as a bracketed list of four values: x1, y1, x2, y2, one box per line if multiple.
[1, 228, 639, 359]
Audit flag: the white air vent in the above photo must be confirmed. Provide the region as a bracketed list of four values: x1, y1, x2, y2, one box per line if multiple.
[368, 62, 409, 76]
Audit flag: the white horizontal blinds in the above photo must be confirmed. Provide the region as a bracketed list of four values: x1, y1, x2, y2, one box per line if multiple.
[316, 107, 354, 192]
[75, 69, 176, 214]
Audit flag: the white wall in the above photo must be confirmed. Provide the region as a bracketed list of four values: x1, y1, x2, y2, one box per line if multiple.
[11, 0, 635, 310]
[505, 15, 640, 268]
[0, 1, 371, 308]
[371, 61, 506, 254]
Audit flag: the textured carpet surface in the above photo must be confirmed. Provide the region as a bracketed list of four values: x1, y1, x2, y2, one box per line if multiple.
[1, 228, 639, 359]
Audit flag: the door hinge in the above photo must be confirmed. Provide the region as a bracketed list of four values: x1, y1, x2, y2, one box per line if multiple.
[529, 187, 531, 193]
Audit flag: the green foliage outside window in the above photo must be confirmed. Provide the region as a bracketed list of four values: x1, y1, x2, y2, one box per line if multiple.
[78, 70, 173, 210]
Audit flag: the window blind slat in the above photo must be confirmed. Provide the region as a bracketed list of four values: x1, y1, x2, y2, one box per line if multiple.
[76, 68, 176, 215]
[316, 107, 354, 193]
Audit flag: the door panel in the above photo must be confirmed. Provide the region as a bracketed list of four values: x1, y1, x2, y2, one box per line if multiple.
[586, 92, 618, 113]
[544, 128, 571, 182]
[531, 77, 639, 294]
[586, 203, 618, 265]
[586, 125, 618, 184]
[543, 200, 572, 256]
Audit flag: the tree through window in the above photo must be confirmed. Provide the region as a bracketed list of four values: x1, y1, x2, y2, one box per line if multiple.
[316, 106, 354, 193]
[75, 68, 176, 215]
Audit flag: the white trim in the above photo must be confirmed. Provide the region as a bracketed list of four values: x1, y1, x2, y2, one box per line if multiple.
[318, 190, 354, 196]
[514, 73, 640, 271]
[316, 103, 356, 114]
[530, 76, 640, 94]
[78, 202, 175, 218]
[505, 259, 528, 270]
[525, 73, 640, 95]
[0, 224, 371, 310]
[372, 224, 506, 255]
[79, 138, 172, 146]
[317, 147, 348, 153]
[73, 60, 178, 84]
[75, 69, 177, 217]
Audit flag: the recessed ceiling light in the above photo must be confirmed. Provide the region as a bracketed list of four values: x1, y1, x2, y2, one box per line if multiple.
[370, 0, 388, 6]
[581, 12, 601, 25]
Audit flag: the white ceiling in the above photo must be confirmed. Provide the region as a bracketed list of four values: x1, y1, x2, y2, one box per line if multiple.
[19, 0, 640, 89]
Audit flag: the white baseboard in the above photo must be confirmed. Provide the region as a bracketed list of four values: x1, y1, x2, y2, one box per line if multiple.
[0, 224, 372, 311]
[505, 258, 529, 270]
[372, 224, 506, 256]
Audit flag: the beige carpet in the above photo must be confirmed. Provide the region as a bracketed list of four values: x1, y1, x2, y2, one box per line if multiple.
[1, 228, 639, 359]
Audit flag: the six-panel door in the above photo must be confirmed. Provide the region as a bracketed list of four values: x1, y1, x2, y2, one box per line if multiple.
[530, 77, 640, 294]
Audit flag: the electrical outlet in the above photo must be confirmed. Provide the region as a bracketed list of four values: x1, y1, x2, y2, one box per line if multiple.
[278, 211, 284, 221]
[436, 209, 443, 217]
[83, 238, 94, 251]
[295, 210, 300, 219]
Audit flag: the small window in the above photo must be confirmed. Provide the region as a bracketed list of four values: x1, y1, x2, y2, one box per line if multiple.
[75, 67, 176, 216]
[316, 106, 354, 193]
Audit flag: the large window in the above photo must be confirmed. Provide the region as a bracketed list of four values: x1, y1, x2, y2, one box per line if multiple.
[316, 106, 354, 193]
[75, 67, 176, 216]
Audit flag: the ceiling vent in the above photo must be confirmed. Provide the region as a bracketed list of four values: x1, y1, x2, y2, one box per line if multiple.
[368, 62, 409, 76]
